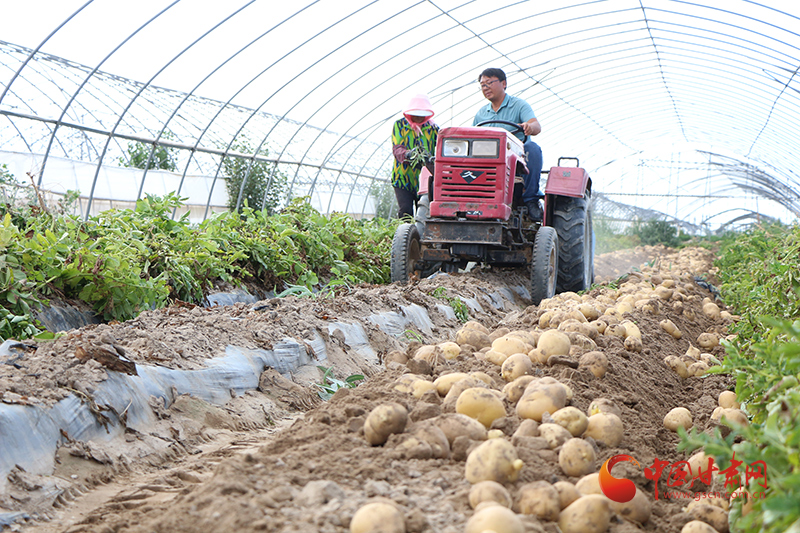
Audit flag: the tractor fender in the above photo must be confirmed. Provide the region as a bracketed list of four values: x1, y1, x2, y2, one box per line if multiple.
[544, 166, 591, 199]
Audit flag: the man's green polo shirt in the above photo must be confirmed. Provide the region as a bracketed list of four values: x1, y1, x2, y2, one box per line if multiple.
[473, 94, 535, 143]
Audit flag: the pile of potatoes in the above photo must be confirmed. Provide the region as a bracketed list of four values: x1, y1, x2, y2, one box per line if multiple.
[356, 258, 740, 533]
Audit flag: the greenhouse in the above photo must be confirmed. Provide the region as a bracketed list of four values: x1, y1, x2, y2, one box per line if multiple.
[2, 3, 800, 533]
[1, 0, 798, 230]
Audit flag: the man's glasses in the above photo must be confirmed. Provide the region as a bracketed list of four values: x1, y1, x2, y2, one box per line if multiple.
[479, 79, 501, 89]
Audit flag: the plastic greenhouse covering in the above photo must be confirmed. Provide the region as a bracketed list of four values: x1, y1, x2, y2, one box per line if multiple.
[1, 0, 799, 231]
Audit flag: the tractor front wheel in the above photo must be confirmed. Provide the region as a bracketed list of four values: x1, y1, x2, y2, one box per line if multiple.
[552, 191, 594, 293]
[530, 226, 559, 305]
[391, 223, 422, 283]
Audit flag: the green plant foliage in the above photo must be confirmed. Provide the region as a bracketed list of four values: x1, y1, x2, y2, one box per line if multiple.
[431, 286, 469, 322]
[314, 365, 365, 400]
[222, 143, 287, 215]
[369, 177, 396, 220]
[0, 192, 396, 339]
[678, 223, 800, 533]
[630, 218, 680, 247]
[715, 223, 800, 347]
[119, 140, 177, 171]
[593, 216, 640, 254]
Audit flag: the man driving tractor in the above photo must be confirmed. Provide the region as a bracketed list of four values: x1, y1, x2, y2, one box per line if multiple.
[473, 67, 544, 222]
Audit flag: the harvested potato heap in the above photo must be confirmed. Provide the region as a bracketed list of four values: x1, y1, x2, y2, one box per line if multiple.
[360, 256, 736, 533]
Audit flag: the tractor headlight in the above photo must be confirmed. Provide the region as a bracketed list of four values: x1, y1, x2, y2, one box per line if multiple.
[443, 139, 468, 157]
[472, 140, 499, 158]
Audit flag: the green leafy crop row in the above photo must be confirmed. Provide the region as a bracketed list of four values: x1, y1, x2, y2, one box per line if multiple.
[681, 223, 800, 533]
[0, 193, 396, 339]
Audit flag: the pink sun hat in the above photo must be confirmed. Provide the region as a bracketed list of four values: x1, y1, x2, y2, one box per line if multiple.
[404, 94, 434, 119]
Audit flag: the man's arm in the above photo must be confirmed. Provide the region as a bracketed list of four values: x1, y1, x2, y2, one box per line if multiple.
[521, 117, 541, 137]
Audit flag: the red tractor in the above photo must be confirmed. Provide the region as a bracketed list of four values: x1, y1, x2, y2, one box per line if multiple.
[390, 120, 594, 304]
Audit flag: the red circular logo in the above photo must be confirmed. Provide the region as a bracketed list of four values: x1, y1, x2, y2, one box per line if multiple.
[599, 454, 640, 503]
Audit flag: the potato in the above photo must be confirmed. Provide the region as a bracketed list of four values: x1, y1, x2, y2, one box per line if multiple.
[443, 377, 488, 406]
[507, 330, 538, 347]
[718, 391, 739, 409]
[537, 330, 571, 357]
[664, 407, 693, 432]
[413, 344, 436, 361]
[610, 486, 651, 524]
[681, 520, 718, 533]
[687, 451, 716, 483]
[501, 353, 533, 382]
[528, 347, 548, 365]
[616, 301, 634, 315]
[538, 310, 556, 329]
[484, 349, 509, 366]
[393, 374, 423, 394]
[558, 494, 612, 533]
[502, 375, 535, 404]
[432, 413, 488, 444]
[551, 406, 589, 437]
[491, 335, 528, 358]
[622, 320, 642, 340]
[664, 355, 690, 378]
[394, 435, 433, 459]
[579, 351, 609, 378]
[699, 353, 721, 366]
[697, 333, 719, 350]
[463, 320, 490, 334]
[590, 319, 608, 335]
[539, 423, 572, 449]
[465, 438, 523, 484]
[412, 423, 450, 459]
[575, 472, 601, 495]
[687, 361, 709, 377]
[685, 344, 701, 359]
[350, 501, 406, 533]
[489, 327, 511, 343]
[702, 302, 721, 319]
[456, 387, 506, 428]
[384, 350, 408, 366]
[364, 403, 408, 445]
[660, 319, 682, 339]
[718, 408, 748, 428]
[470, 371, 495, 386]
[587, 398, 622, 418]
[468, 480, 512, 509]
[433, 372, 469, 396]
[456, 328, 492, 350]
[686, 503, 729, 533]
[583, 412, 624, 447]
[578, 303, 600, 321]
[569, 333, 598, 352]
[516, 382, 568, 422]
[437, 341, 461, 360]
[624, 336, 643, 353]
[465, 504, 524, 533]
[654, 286, 674, 300]
[553, 481, 581, 509]
[517, 481, 561, 520]
[559, 438, 597, 477]
[605, 323, 627, 338]
[411, 379, 437, 398]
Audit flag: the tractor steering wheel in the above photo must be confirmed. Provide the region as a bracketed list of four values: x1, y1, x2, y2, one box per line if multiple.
[475, 119, 524, 135]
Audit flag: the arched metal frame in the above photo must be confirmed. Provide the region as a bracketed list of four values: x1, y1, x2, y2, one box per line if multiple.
[0, 0, 798, 231]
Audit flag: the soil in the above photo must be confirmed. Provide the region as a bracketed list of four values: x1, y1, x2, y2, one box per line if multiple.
[1, 244, 736, 533]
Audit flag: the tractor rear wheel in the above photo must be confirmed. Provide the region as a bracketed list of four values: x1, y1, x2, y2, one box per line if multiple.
[552, 190, 594, 293]
[530, 226, 558, 305]
[391, 223, 422, 283]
